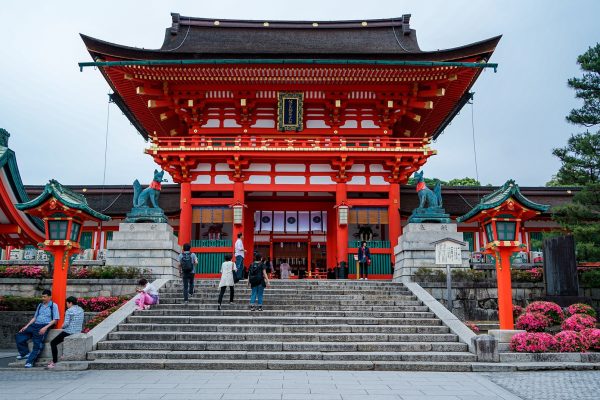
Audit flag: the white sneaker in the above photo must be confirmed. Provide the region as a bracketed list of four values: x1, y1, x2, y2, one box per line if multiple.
[365, 278, 369, 280]
[16, 353, 29, 360]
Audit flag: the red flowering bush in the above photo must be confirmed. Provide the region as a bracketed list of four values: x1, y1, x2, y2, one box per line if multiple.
[0, 266, 49, 279]
[561, 314, 597, 332]
[82, 301, 127, 333]
[554, 330, 590, 352]
[78, 296, 129, 312]
[525, 301, 564, 325]
[509, 332, 557, 353]
[567, 303, 597, 318]
[516, 312, 552, 332]
[513, 305, 524, 320]
[583, 329, 600, 351]
[465, 322, 480, 333]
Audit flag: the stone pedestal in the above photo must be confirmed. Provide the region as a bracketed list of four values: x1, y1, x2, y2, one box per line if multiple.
[105, 223, 180, 278]
[393, 223, 470, 283]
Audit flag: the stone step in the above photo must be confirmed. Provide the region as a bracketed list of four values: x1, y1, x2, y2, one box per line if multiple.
[167, 283, 407, 289]
[126, 315, 443, 326]
[88, 350, 475, 362]
[96, 340, 468, 352]
[154, 304, 431, 312]
[157, 300, 424, 306]
[117, 323, 451, 334]
[134, 309, 434, 318]
[160, 289, 414, 295]
[159, 293, 418, 300]
[107, 331, 459, 343]
[87, 358, 473, 371]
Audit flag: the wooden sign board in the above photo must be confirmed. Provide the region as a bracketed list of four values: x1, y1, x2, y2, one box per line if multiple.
[277, 92, 304, 131]
[435, 241, 463, 265]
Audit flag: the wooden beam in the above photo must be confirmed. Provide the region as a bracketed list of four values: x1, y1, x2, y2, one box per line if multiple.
[418, 88, 446, 97]
[0, 224, 21, 234]
[408, 100, 433, 109]
[136, 86, 163, 96]
[148, 99, 171, 109]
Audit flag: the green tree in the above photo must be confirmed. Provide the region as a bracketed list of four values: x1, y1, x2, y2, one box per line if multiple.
[549, 44, 600, 261]
[446, 177, 481, 186]
[552, 184, 600, 261]
[549, 44, 600, 186]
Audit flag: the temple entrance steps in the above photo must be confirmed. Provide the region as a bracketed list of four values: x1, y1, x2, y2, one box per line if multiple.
[87, 280, 476, 371]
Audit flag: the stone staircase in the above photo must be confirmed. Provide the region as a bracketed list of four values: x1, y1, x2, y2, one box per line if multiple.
[87, 280, 476, 370]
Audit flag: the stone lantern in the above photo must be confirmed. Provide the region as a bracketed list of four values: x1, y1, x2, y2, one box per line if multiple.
[457, 180, 549, 331]
[16, 180, 110, 327]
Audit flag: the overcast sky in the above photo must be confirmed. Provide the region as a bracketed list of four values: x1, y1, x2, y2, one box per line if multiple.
[1, 0, 599, 187]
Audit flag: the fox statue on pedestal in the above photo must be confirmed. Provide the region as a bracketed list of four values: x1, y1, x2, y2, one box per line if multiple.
[414, 170, 442, 209]
[133, 169, 165, 208]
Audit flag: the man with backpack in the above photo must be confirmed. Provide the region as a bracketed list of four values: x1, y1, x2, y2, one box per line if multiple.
[178, 243, 198, 305]
[15, 289, 59, 368]
[248, 253, 270, 311]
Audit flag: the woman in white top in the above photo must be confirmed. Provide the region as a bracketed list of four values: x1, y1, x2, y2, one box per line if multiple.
[135, 278, 159, 311]
[218, 254, 237, 310]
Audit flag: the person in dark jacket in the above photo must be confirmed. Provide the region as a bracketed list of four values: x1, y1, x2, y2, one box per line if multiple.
[357, 241, 371, 280]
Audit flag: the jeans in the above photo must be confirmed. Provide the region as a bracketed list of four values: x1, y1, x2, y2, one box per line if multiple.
[50, 331, 70, 363]
[235, 256, 244, 280]
[250, 285, 265, 305]
[218, 286, 235, 305]
[16, 323, 48, 365]
[182, 273, 195, 301]
[359, 262, 369, 278]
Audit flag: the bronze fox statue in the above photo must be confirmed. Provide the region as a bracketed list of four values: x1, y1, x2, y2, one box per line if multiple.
[133, 169, 165, 208]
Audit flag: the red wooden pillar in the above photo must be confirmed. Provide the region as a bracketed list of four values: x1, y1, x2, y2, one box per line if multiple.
[497, 248, 515, 329]
[388, 183, 400, 264]
[178, 181, 192, 246]
[326, 205, 337, 269]
[336, 182, 348, 268]
[243, 203, 254, 275]
[232, 181, 246, 268]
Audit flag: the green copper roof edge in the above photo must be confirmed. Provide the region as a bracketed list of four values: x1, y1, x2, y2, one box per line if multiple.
[16, 180, 111, 222]
[79, 59, 498, 72]
[456, 179, 550, 223]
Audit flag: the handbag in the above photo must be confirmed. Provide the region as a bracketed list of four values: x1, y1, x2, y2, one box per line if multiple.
[232, 261, 240, 284]
[366, 258, 371, 266]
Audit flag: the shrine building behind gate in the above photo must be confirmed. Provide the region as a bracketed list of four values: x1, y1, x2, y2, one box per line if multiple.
[80, 14, 500, 278]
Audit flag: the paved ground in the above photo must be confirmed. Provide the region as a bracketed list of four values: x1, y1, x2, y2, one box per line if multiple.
[0, 369, 598, 400]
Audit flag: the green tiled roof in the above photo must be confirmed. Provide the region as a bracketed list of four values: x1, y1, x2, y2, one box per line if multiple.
[16, 179, 110, 221]
[457, 179, 550, 222]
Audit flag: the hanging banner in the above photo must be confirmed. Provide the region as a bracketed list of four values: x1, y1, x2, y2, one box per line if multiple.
[285, 211, 298, 233]
[298, 211, 310, 232]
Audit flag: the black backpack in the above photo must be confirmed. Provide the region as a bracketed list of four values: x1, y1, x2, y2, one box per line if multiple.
[248, 262, 263, 285]
[181, 252, 194, 274]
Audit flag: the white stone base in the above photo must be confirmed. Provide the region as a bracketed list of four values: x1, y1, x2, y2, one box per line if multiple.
[105, 223, 181, 278]
[488, 329, 526, 343]
[393, 223, 470, 283]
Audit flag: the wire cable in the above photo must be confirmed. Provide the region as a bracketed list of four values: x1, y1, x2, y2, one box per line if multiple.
[165, 18, 192, 52]
[391, 19, 409, 52]
[470, 99, 482, 201]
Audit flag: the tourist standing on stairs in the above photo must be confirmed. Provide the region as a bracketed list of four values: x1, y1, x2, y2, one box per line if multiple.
[358, 241, 371, 280]
[217, 254, 238, 310]
[234, 233, 247, 280]
[248, 254, 270, 311]
[178, 243, 198, 305]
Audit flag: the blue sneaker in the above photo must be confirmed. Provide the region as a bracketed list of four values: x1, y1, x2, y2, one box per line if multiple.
[16, 353, 30, 360]
[24, 363, 33, 368]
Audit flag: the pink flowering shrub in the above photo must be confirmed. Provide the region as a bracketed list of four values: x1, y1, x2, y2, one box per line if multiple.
[509, 332, 557, 353]
[583, 329, 600, 351]
[82, 302, 127, 333]
[516, 312, 552, 332]
[78, 296, 129, 312]
[0, 266, 49, 279]
[561, 314, 597, 332]
[525, 301, 564, 325]
[513, 305, 524, 320]
[554, 330, 590, 352]
[567, 303, 597, 318]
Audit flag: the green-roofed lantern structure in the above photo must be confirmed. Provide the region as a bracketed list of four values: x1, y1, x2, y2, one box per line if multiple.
[457, 180, 549, 330]
[16, 179, 110, 327]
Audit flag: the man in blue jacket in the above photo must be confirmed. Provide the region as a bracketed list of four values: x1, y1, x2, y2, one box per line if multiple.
[15, 289, 60, 368]
[357, 241, 371, 280]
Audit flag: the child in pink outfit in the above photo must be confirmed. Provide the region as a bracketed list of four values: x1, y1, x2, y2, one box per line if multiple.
[135, 278, 159, 310]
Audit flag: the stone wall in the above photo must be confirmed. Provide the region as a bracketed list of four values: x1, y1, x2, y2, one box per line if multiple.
[418, 281, 600, 321]
[0, 311, 97, 348]
[0, 279, 138, 298]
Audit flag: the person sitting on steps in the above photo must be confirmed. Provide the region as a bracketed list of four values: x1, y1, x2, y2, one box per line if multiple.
[135, 278, 159, 311]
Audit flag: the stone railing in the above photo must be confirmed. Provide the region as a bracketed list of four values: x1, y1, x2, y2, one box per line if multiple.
[0, 278, 138, 298]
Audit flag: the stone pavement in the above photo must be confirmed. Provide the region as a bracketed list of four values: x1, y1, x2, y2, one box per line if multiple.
[0, 370, 523, 400]
[482, 371, 600, 400]
[1, 369, 598, 400]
